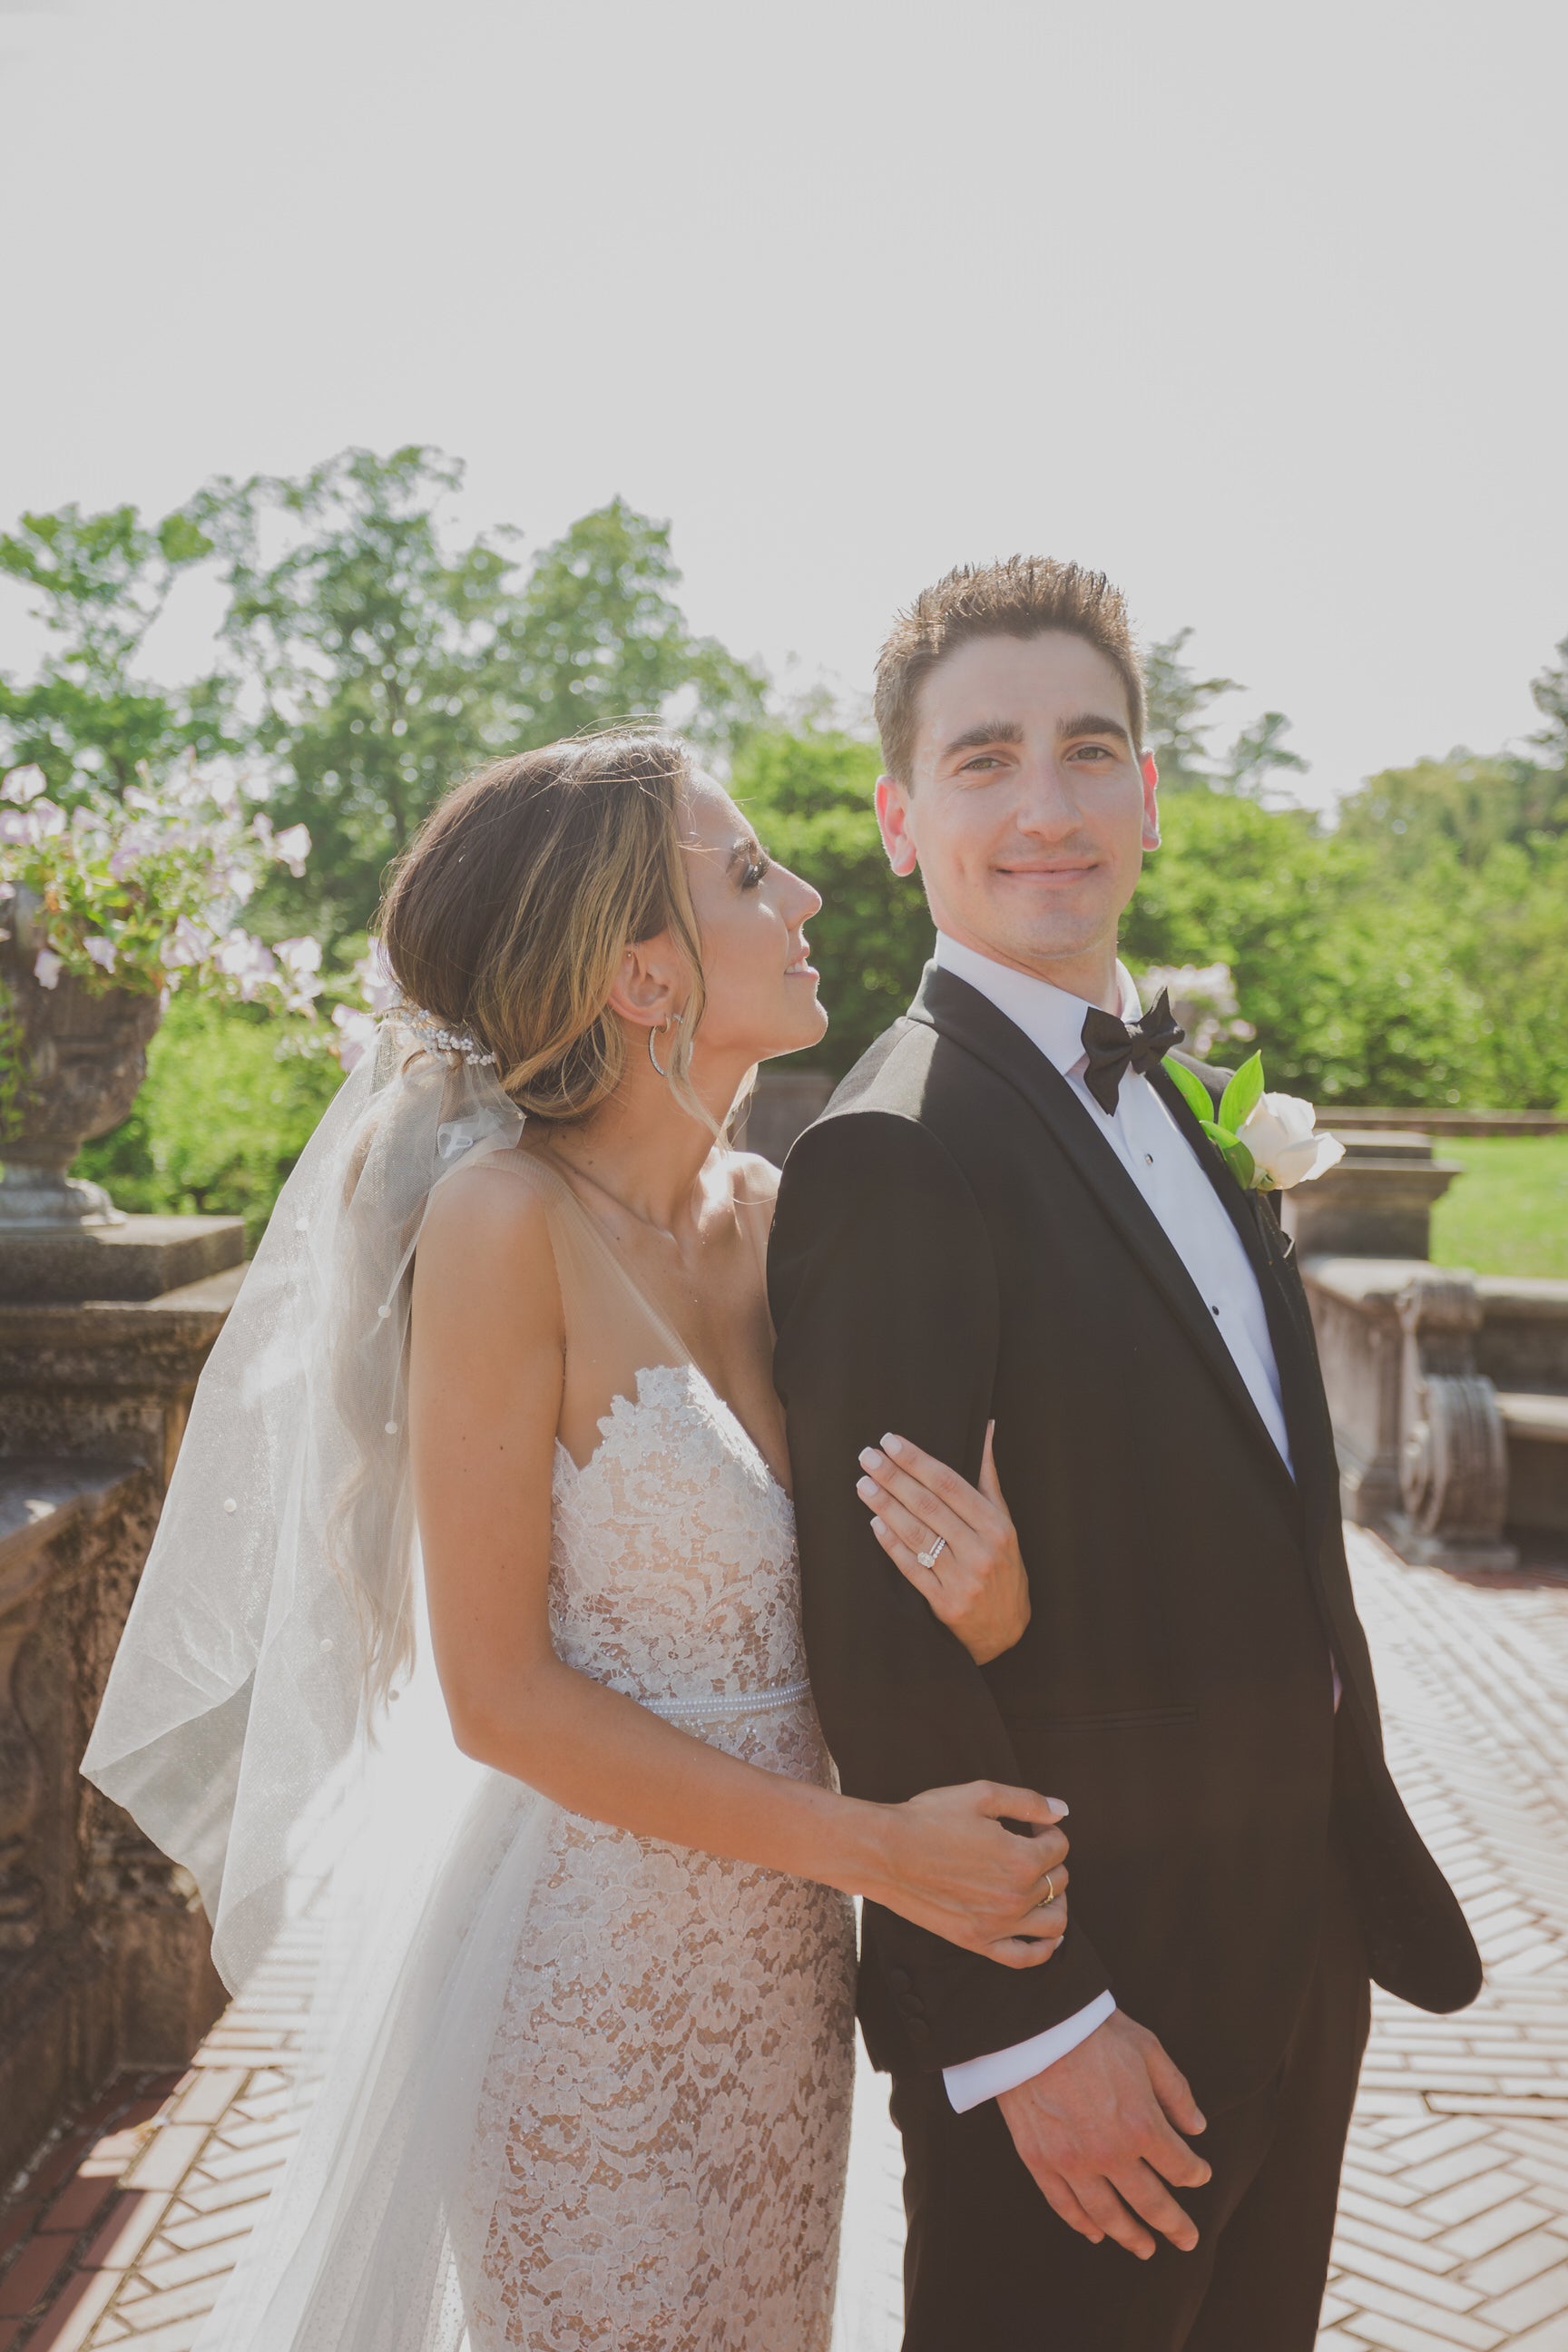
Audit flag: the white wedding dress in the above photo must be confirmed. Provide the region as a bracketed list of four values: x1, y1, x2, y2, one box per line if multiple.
[86, 1043, 856, 2352]
[458, 1155, 857, 2347]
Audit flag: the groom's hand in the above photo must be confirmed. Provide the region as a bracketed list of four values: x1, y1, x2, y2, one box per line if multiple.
[997, 2011, 1210, 2259]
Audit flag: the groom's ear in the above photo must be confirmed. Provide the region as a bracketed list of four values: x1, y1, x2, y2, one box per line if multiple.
[875, 774, 920, 877]
[1140, 751, 1161, 852]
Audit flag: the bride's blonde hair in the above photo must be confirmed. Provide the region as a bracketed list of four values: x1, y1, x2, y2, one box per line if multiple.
[378, 730, 708, 1119]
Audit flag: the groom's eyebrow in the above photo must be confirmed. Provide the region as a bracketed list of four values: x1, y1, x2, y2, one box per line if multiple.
[940, 720, 1024, 760]
[1058, 711, 1132, 746]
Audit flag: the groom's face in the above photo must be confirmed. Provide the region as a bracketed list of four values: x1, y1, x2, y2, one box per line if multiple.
[875, 632, 1160, 991]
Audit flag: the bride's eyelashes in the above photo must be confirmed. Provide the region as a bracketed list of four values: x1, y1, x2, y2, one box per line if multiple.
[740, 847, 773, 890]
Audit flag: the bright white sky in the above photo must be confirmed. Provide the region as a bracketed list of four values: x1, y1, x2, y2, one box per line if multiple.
[2, 0, 1564, 809]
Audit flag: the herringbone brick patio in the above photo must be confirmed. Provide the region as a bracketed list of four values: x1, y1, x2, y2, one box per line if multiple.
[5, 1527, 1565, 2351]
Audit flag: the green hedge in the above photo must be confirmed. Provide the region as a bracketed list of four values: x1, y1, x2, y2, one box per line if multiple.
[74, 995, 344, 1250]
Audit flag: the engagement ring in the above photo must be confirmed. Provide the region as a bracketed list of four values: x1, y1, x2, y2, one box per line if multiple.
[916, 1536, 947, 1569]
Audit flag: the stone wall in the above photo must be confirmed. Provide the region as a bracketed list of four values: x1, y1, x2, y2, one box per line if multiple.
[1289, 1135, 1568, 1572]
[0, 1223, 243, 2185]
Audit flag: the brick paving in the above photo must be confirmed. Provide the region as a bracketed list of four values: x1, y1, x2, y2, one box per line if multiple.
[5, 1526, 1566, 2351]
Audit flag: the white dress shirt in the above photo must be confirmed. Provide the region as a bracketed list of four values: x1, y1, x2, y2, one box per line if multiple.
[933, 933, 1295, 2115]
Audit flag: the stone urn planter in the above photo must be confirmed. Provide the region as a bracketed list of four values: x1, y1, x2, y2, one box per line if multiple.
[0, 894, 163, 1230]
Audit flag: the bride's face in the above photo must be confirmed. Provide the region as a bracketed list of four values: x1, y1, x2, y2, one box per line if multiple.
[681, 776, 828, 1065]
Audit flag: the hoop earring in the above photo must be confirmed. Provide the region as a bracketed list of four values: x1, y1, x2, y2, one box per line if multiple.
[648, 1018, 672, 1077]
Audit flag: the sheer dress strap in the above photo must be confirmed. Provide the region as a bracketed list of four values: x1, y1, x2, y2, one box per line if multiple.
[446, 1144, 695, 1474]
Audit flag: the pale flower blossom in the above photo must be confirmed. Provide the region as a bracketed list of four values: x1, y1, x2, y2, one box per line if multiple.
[0, 802, 65, 847]
[354, 939, 400, 1017]
[1236, 1093, 1346, 1190]
[163, 915, 215, 969]
[276, 936, 323, 979]
[271, 823, 312, 878]
[109, 827, 159, 880]
[84, 935, 119, 974]
[275, 936, 325, 1013]
[333, 1003, 379, 1073]
[1140, 961, 1256, 1058]
[216, 929, 279, 1001]
[2, 765, 50, 805]
[33, 947, 63, 989]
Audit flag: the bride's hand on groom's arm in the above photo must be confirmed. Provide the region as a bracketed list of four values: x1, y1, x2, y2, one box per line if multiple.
[998, 2012, 1210, 2259]
[856, 1421, 1029, 1664]
[867, 1781, 1070, 1969]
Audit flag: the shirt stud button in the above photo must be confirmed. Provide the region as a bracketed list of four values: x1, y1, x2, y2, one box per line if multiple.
[1145, 1153, 1154, 1165]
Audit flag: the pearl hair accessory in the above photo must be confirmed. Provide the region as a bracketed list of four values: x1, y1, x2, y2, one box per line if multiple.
[397, 999, 497, 1069]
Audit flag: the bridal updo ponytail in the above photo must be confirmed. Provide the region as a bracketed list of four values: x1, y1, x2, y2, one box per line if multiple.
[378, 730, 708, 1120]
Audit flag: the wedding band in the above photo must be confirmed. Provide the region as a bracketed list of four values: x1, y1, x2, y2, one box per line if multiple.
[1042, 1872, 1056, 1907]
[916, 1536, 947, 1570]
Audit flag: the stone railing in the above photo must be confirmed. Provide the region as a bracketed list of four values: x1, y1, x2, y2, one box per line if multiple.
[0, 1216, 244, 2183]
[733, 1070, 835, 1167]
[1289, 1132, 1568, 1573]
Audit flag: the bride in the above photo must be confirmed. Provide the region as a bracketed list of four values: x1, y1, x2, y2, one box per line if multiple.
[83, 729, 1067, 2351]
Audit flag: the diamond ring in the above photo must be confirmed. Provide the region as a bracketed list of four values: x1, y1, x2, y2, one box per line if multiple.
[916, 1536, 947, 1570]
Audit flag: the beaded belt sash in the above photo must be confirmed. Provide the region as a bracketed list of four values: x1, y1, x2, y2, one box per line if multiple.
[644, 1676, 812, 1726]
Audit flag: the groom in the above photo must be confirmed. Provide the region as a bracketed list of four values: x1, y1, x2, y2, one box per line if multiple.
[768, 558, 1481, 2348]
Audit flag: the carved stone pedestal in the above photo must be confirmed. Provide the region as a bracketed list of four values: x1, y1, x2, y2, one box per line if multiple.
[1386, 1269, 1517, 1573]
[0, 1219, 244, 2182]
[1283, 1130, 1461, 1259]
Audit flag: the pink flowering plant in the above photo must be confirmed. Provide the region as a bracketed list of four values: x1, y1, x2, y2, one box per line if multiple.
[0, 760, 321, 1015]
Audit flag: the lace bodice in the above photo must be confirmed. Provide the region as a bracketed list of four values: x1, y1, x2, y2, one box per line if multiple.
[465, 1358, 856, 2351]
[550, 1360, 806, 1711]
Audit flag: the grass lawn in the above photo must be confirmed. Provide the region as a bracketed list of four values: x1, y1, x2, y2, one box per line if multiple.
[1430, 1135, 1568, 1281]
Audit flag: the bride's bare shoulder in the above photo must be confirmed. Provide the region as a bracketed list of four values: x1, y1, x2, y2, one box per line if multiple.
[415, 1146, 564, 1327]
[723, 1148, 781, 1240]
[724, 1148, 780, 1202]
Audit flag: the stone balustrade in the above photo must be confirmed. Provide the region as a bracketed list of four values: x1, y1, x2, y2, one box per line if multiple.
[1291, 1132, 1568, 1573]
[0, 1219, 244, 2185]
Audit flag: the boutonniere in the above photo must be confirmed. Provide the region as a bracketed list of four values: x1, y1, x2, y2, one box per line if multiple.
[1165, 1052, 1346, 1192]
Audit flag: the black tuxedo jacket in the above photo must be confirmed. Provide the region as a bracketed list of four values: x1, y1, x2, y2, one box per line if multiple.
[769, 965, 1481, 2112]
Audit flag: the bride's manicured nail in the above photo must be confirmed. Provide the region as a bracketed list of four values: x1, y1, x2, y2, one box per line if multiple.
[1047, 1799, 1069, 1819]
[881, 1433, 905, 1455]
[859, 1447, 884, 1471]
[870, 1516, 886, 1537]
[856, 1476, 877, 1501]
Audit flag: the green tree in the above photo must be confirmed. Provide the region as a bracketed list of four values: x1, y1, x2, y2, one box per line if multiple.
[200, 446, 523, 943]
[74, 994, 342, 1250]
[1529, 631, 1568, 768]
[731, 727, 929, 1074]
[203, 454, 768, 943]
[1142, 628, 1307, 799]
[0, 501, 232, 794]
[498, 497, 766, 753]
[1336, 752, 1568, 868]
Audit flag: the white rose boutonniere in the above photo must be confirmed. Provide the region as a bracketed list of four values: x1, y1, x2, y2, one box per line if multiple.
[1165, 1052, 1346, 1192]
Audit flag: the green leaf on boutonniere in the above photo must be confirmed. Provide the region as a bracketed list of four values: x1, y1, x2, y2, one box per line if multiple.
[1218, 1051, 1264, 1136]
[1218, 1133, 1257, 1188]
[1199, 1117, 1258, 1190]
[1163, 1059, 1214, 1124]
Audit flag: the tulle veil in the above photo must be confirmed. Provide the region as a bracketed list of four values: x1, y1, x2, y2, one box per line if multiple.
[82, 1017, 565, 2349]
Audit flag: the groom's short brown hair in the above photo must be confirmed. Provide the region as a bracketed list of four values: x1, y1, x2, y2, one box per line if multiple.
[873, 556, 1146, 785]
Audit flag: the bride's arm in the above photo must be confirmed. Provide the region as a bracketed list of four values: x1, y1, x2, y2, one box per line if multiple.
[409, 1165, 1066, 1972]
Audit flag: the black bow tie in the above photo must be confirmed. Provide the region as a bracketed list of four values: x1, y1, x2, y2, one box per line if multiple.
[1080, 991, 1185, 1114]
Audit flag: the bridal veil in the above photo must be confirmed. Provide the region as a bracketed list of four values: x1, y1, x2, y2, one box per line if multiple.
[82, 1020, 562, 2349]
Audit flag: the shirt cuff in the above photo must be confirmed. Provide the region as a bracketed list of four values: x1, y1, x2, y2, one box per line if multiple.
[943, 1989, 1118, 2113]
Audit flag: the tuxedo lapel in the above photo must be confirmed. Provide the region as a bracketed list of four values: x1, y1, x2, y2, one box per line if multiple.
[907, 967, 1298, 1509]
[1148, 1062, 1337, 1537]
